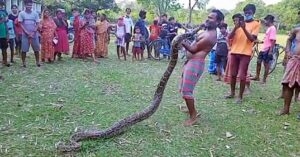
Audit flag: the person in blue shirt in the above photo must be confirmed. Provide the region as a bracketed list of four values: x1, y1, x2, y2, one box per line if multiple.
[134, 10, 149, 60]
[6, 19, 16, 63]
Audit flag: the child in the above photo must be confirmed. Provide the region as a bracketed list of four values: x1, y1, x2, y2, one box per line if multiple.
[215, 23, 229, 81]
[149, 20, 160, 42]
[0, 1, 10, 67]
[6, 18, 16, 63]
[132, 27, 143, 61]
[115, 17, 126, 60]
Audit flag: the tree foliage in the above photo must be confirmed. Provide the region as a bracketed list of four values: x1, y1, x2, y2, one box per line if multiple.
[136, 0, 182, 17]
[187, 0, 209, 24]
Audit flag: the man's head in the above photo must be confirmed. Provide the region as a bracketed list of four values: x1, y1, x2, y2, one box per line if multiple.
[243, 4, 256, 21]
[139, 10, 147, 20]
[126, 8, 131, 15]
[56, 9, 63, 19]
[219, 23, 228, 34]
[161, 13, 167, 21]
[205, 9, 224, 30]
[153, 20, 158, 25]
[83, 9, 91, 19]
[11, 5, 19, 14]
[134, 26, 141, 34]
[43, 9, 50, 18]
[100, 13, 107, 21]
[72, 8, 79, 17]
[264, 15, 275, 26]
[91, 10, 97, 18]
[169, 17, 175, 24]
[232, 13, 244, 26]
[24, 0, 33, 11]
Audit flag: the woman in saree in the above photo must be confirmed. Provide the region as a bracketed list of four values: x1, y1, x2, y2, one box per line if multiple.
[95, 13, 111, 58]
[40, 9, 57, 63]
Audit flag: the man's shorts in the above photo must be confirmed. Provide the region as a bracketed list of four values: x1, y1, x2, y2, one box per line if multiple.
[257, 51, 273, 64]
[0, 38, 8, 50]
[21, 34, 40, 52]
[215, 54, 227, 65]
[125, 33, 132, 43]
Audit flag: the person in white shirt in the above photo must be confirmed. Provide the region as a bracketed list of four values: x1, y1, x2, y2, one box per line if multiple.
[124, 8, 134, 56]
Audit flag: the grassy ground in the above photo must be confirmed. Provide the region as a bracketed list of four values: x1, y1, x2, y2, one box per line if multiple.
[1, 35, 300, 157]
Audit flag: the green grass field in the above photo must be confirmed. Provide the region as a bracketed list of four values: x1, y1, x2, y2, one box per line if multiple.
[1, 34, 300, 157]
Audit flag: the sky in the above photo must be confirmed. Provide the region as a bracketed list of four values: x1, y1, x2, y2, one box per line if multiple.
[180, 0, 282, 10]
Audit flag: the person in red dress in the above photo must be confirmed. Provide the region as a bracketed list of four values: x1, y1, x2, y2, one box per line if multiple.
[40, 9, 57, 63]
[53, 9, 69, 60]
[79, 9, 98, 63]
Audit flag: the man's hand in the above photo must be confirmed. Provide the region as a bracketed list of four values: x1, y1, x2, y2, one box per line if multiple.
[240, 21, 246, 29]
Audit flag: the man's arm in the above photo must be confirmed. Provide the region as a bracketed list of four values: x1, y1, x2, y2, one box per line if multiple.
[240, 21, 256, 42]
[228, 26, 239, 39]
[182, 33, 208, 54]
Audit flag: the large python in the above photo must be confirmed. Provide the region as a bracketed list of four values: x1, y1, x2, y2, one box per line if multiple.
[56, 26, 202, 152]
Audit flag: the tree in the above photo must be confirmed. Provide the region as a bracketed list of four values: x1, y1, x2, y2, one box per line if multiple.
[188, 0, 209, 24]
[137, 0, 182, 17]
[40, 0, 118, 15]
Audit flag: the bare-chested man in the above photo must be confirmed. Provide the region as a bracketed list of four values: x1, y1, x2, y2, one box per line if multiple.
[279, 24, 300, 116]
[180, 9, 224, 126]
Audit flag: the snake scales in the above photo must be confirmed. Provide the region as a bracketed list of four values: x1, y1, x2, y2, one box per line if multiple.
[56, 26, 202, 152]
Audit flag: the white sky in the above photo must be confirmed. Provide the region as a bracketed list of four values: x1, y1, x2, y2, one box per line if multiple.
[116, 0, 282, 10]
[180, 0, 282, 10]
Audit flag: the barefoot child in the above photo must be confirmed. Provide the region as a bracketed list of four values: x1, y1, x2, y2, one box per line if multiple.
[115, 17, 126, 60]
[215, 23, 229, 81]
[180, 9, 224, 126]
[0, 1, 10, 67]
[279, 24, 300, 115]
[132, 27, 143, 61]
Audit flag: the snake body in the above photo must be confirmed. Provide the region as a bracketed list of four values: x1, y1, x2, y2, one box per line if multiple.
[56, 27, 201, 152]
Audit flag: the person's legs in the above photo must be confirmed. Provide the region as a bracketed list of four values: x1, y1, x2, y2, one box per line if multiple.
[0, 38, 9, 66]
[294, 87, 300, 102]
[215, 55, 222, 81]
[183, 98, 198, 126]
[21, 52, 26, 67]
[117, 45, 120, 59]
[226, 54, 239, 98]
[237, 55, 251, 103]
[1, 49, 10, 66]
[252, 52, 264, 81]
[32, 37, 41, 66]
[280, 84, 294, 115]
[262, 61, 270, 83]
[122, 47, 126, 61]
[180, 59, 205, 126]
[57, 52, 62, 61]
[34, 51, 40, 67]
[9, 39, 15, 63]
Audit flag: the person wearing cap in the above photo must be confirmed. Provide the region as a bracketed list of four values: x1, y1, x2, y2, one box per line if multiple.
[251, 15, 277, 84]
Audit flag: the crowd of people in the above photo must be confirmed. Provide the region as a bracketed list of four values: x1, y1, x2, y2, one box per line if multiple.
[0, 0, 300, 126]
[179, 4, 300, 126]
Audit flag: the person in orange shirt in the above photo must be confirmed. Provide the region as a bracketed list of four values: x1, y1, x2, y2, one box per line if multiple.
[149, 20, 160, 42]
[226, 4, 260, 104]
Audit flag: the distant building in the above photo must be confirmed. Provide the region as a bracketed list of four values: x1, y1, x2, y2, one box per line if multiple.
[5, 0, 42, 13]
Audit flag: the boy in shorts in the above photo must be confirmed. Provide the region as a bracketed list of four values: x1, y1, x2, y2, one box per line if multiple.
[0, 0, 10, 67]
[18, 0, 41, 67]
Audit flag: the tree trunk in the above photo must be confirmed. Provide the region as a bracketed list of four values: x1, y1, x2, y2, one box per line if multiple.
[188, 0, 192, 25]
